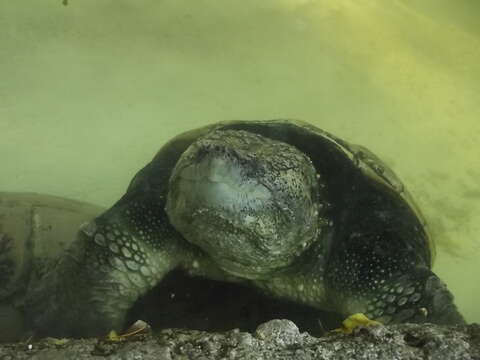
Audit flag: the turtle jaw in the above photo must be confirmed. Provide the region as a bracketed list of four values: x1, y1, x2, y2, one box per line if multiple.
[165, 166, 290, 279]
[213, 256, 279, 280]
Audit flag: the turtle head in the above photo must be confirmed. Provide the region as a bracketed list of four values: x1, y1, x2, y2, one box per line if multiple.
[166, 129, 321, 279]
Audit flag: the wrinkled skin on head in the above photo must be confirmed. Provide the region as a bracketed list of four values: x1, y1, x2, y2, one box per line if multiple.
[166, 130, 323, 279]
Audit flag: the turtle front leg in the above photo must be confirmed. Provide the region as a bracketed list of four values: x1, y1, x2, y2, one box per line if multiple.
[24, 196, 187, 338]
[324, 237, 465, 325]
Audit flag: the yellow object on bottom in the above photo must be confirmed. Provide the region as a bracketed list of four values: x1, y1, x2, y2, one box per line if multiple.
[334, 313, 383, 334]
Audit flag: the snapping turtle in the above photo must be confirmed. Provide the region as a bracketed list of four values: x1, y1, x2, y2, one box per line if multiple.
[0, 192, 104, 341]
[1, 120, 465, 339]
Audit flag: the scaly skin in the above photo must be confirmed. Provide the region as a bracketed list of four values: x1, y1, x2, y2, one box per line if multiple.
[19, 120, 464, 338]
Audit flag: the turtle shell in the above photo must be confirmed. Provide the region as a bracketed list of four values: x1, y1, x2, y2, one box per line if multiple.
[0, 192, 103, 342]
[0, 192, 104, 300]
[278, 120, 434, 263]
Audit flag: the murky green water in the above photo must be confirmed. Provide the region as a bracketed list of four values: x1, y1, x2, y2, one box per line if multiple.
[1, 0, 479, 323]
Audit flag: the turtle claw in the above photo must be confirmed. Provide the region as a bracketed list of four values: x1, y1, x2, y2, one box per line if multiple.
[334, 313, 382, 334]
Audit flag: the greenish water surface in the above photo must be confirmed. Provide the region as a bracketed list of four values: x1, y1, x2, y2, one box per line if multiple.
[0, 0, 479, 323]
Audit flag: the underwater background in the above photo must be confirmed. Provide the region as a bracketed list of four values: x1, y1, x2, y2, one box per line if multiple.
[0, 0, 479, 323]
